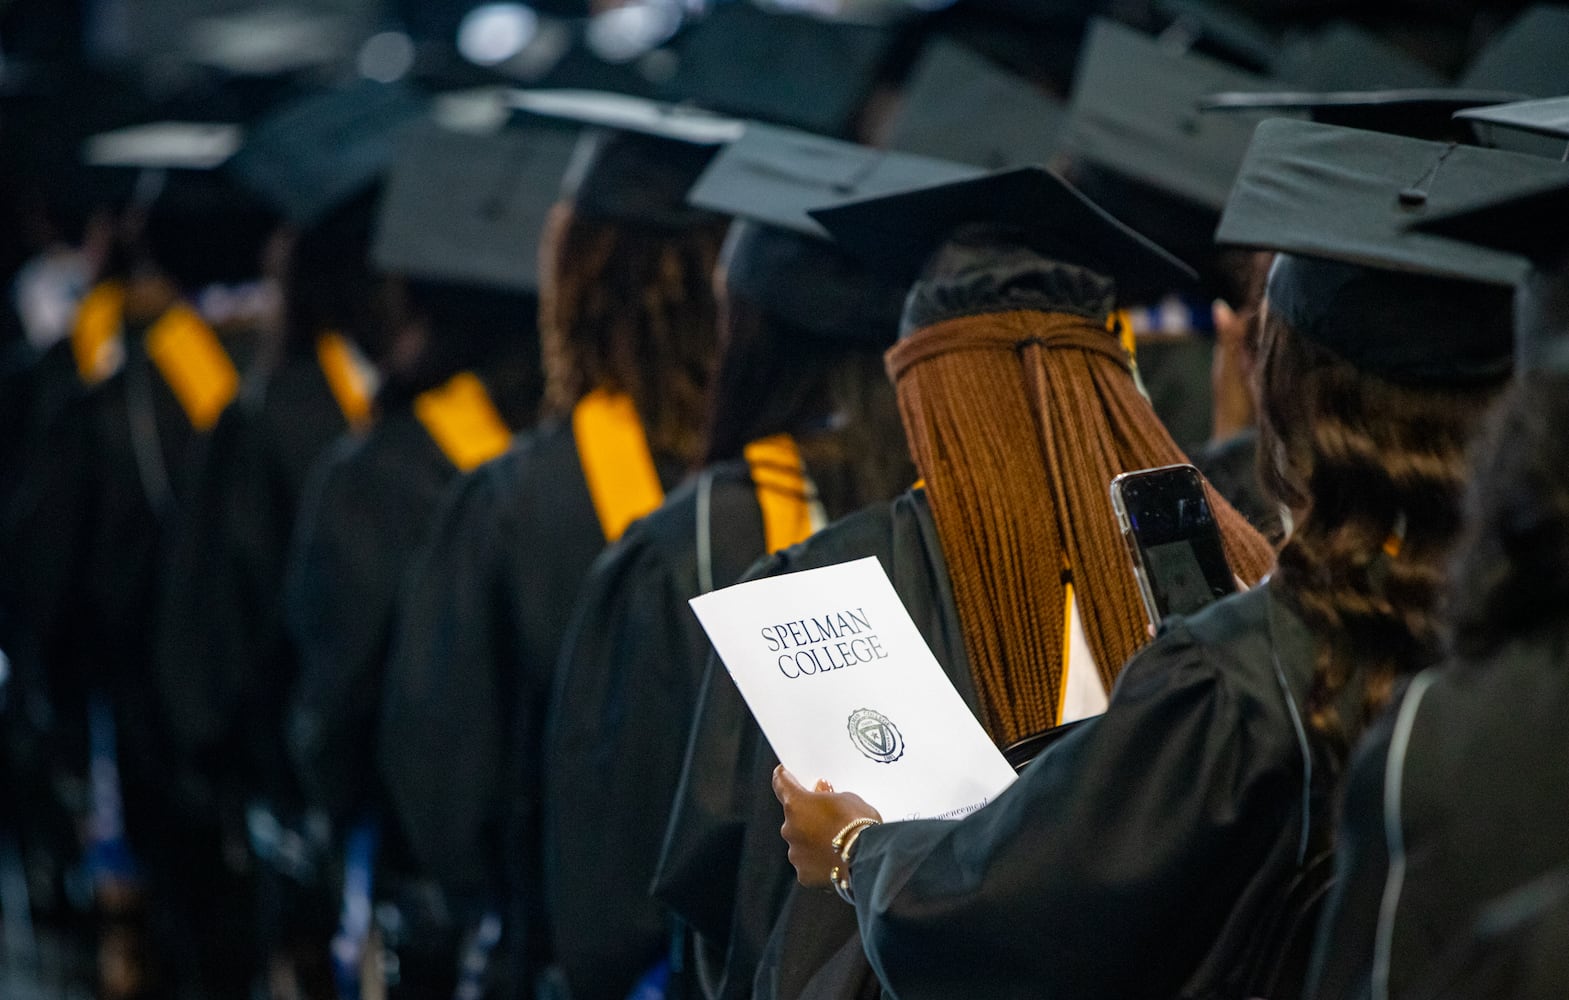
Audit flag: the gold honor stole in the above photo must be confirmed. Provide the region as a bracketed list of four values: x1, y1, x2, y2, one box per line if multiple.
[742, 434, 815, 554]
[315, 332, 375, 429]
[143, 304, 241, 432]
[71, 281, 127, 384]
[414, 372, 514, 473]
[71, 284, 241, 431]
[572, 387, 666, 544]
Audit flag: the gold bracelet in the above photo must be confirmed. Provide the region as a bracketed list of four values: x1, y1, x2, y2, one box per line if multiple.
[830, 817, 880, 857]
[829, 817, 880, 904]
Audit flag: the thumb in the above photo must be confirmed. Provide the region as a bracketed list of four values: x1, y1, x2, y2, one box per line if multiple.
[772, 764, 807, 804]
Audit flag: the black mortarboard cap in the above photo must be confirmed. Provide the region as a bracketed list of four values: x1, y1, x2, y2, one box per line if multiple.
[1414, 178, 1569, 262]
[688, 123, 977, 342]
[84, 119, 280, 289]
[1413, 178, 1569, 373]
[1215, 118, 1566, 283]
[1272, 21, 1446, 92]
[507, 89, 743, 144]
[1461, 5, 1569, 98]
[687, 122, 981, 238]
[658, 3, 899, 139]
[1216, 119, 1569, 384]
[1456, 96, 1569, 142]
[1062, 19, 1275, 214]
[507, 89, 736, 227]
[808, 166, 1198, 302]
[226, 80, 428, 228]
[1155, 0, 1278, 75]
[884, 38, 1068, 171]
[1199, 89, 1526, 143]
[372, 119, 580, 293]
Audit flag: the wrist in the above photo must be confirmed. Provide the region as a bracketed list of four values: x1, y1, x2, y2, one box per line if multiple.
[829, 817, 880, 904]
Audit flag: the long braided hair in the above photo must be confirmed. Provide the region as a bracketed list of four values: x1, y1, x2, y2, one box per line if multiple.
[538, 201, 727, 466]
[1256, 312, 1504, 758]
[888, 308, 1275, 746]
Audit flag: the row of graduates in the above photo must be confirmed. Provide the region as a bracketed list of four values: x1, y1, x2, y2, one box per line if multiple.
[370, 16, 1569, 1000]
[335, 100, 1569, 1000]
[4, 6, 1569, 1000]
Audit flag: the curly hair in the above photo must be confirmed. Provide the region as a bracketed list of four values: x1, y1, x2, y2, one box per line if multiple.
[1447, 372, 1569, 658]
[1256, 312, 1505, 756]
[537, 201, 726, 467]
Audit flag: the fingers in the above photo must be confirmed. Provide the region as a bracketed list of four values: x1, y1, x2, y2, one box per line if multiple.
[815, 779, 834, 793]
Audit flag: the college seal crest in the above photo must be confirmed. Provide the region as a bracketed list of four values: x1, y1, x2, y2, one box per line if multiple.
[847, 707, 905, 764]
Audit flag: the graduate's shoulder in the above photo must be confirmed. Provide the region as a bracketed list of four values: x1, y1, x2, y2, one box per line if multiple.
[1423, 627, 1569, 724]
[616, 458, 755, 555]
[471, 415, 577, 498]
[744, 489, 908, 582]
[300, 408, 448, 521]
[1116, 585, 1309, 735]
[1401, 628, 1569, 810]
[242, 353, 343, 430]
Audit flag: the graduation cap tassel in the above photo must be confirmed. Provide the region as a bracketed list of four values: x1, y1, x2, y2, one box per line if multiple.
[1398, 143, 1456, 208]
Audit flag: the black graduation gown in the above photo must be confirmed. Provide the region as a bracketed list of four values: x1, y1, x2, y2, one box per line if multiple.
[376, 416, 688, 984]
[543, 458, 835, 1000]
[847, 583, 1333, 1000]
[4, 316, 263, 994]
[1409, 868, 1569, 1000]
[0, 337, 75, 546]
[0, 337, 89, 774]
[155, 352, 358, 818]
[1308, 627, 1569, 1000]
[284, 405, 471, 830]
[10, 322, 236, 836]
[653, 488, 979, 1000]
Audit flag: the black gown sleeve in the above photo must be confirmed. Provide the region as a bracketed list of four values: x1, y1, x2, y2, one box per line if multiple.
[1, 381, 97, 778]
[153, 402, 260, 762]
[849, 619, 1304, 1000]
[378, 461, 516, 896]
[543, 525, 711, 998]
[159, 363, 349, 808]
[652, 646, 761, 944]
[543, 467, 767, 1000]
[285, 434, 411, 824]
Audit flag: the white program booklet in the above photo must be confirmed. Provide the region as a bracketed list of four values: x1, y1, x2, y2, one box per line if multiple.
[689, 556, 1017, 821]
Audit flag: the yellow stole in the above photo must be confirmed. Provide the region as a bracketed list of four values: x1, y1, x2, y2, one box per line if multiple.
[742, 434, 816, 554]
[413, 372, 513, 472]
[143, 304, 240, 432]
[71, 281, 127, 384]
[71, 283, 241, 431]
[571, 388, 666, 544]
[315, 332, 375, 429]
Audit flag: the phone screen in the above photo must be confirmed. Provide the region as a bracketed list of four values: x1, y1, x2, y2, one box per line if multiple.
[1114, 465, 1237, 621]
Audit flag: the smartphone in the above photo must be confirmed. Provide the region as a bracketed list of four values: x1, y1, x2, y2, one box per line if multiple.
[1109, 463, 1237, 627]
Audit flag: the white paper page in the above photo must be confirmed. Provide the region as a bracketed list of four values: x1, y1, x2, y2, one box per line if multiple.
[690, 556, 1017, 821]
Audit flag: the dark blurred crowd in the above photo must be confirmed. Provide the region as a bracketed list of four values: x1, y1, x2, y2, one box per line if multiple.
[1, 2, 1567, 1000]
